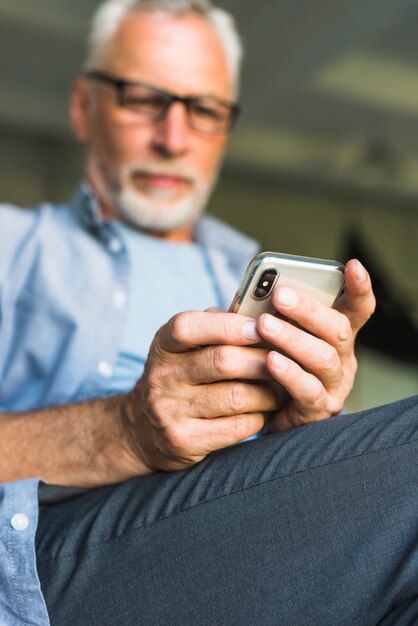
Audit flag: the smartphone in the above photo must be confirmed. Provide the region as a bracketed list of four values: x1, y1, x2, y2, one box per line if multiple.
[229, 251, 345, 320]
[229, 251, 345, 417]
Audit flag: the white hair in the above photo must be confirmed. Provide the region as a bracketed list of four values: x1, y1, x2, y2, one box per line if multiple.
[84, 0, 243, 96]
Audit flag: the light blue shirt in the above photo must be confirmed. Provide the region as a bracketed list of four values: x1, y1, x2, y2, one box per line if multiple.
[0, 183, 259, 623]
[0, 479, 50, 625]
[109, 222, 223, 393]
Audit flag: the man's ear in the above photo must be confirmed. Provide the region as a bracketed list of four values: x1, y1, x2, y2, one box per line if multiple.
[69, 77, 93, 144]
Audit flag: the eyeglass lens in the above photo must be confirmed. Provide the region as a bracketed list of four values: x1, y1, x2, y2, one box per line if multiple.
[121, 84, 234, 133]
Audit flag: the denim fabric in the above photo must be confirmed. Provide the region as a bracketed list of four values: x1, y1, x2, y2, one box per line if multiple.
[0, 479, 49, 626]
[36, 396, 418, 626]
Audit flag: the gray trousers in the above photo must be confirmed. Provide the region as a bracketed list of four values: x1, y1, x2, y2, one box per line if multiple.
[36, 397, 418, 625]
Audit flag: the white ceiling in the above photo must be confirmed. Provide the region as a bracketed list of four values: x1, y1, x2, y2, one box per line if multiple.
[2, 0, 418, 205]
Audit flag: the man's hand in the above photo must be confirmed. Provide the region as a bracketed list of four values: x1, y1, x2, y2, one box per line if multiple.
[1, 259, 369, 484]
[120, 312, 278, 473]
[256, 259, 375, 431]
[119, 259, 375, 473]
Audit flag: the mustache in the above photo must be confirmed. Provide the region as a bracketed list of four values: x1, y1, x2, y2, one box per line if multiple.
[122, 161, 197, 183]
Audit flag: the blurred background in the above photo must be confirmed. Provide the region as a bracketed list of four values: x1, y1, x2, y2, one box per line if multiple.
[1, 0, 417, 411]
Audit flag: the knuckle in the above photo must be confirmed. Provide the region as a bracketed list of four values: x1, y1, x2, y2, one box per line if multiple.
[149, 394, 172, 423]
[222, 315, 239, 342]
[326, 388, 347, 416]
[227, 382, 248, 414]
[149, 329, 167, 360]
[232, 415, 247, 442]
[164, 423, 189, 454]
[285, 324, 302, 352]
[170, 311, 192, 342]
[320, 346, 340, 375]
[337, 314, 352, 342]
[305, 381, 325, 409]
[146, 359, 178, 393]
[210, 345, 234, 377]
[330, 397, 345, 415]
[166, 430, 183, 453]
[146, 365, 166, 390]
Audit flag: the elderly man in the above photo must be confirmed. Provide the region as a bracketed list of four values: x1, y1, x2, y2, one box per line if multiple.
[0, 1, 416, 624]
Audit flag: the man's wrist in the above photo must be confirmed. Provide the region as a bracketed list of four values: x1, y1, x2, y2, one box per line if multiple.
[113, 390, 154, 478]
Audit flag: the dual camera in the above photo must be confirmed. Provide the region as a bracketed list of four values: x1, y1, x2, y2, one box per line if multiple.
[253, 269, 278, 299]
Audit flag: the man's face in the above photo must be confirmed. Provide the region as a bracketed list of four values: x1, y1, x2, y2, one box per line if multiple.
[72, 11, 233, 239]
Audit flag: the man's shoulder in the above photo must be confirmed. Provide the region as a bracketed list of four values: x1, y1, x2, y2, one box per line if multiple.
[0, 199, 75, 236]
[0, 202, 41, 261]
[0, 201, 38, 228]
[0, 201, 72, 276]
[0, 199, 65, 227]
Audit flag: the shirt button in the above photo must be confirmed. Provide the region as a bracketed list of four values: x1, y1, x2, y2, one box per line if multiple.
[98, 361, 113, 379]
[108, 238, 122, 254]
[11, 513, 29, 531]
[112, 289, 127, 309]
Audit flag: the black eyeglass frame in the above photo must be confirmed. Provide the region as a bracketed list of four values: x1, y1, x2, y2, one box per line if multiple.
[85, 70, 241, 134]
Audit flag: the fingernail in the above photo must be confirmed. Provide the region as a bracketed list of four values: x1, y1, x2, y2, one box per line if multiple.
[277, 287, 297, 308]
[356, 260, 366, 280]
[243, 320, 260, 341]
[271, 352, 288, 371]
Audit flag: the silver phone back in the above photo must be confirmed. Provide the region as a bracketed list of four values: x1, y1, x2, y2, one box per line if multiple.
[230, 252, 345, 317]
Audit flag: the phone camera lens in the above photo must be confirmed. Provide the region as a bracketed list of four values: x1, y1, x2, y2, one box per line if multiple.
[253, 269, 278, 299]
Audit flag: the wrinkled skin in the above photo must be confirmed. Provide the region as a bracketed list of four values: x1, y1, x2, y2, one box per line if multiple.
[121, 259, 375, 473]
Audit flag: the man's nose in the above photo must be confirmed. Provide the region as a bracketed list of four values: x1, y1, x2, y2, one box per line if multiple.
[151, 101, 190, 157]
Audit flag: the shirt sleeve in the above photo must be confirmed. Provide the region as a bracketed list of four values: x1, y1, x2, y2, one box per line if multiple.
[0, 478, 50, 625]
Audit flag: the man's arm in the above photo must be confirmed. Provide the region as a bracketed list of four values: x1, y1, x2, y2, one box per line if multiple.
[0, 314, 277, 484]
[0, 396, 150, 487]
[0, 259, 375, 482]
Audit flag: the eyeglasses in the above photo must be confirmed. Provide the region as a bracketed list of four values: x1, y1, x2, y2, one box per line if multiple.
[85, 70, 240, 135]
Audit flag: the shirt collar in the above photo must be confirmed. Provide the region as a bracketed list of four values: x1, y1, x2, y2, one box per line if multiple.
[72, 181, 259, 263]
[72, 181, 123, 249]
[73, 181, 107, 234]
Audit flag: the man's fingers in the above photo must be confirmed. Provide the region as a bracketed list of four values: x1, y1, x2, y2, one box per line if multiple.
[187, 412, 267, 453]
[256, 313, 345, 388]
[334, 259, 376, 335]
[166, 380, 278, 419]
[265, 351, 344, 430]
[266, 285, 353, 348]
[143, 411, 267, 472]
[157, 311, 261, 353]
[186, 344, 270, 384]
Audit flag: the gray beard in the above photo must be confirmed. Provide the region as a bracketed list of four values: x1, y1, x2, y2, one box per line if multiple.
[107, 162, 220, 233]
[113, 182, 211, 232]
